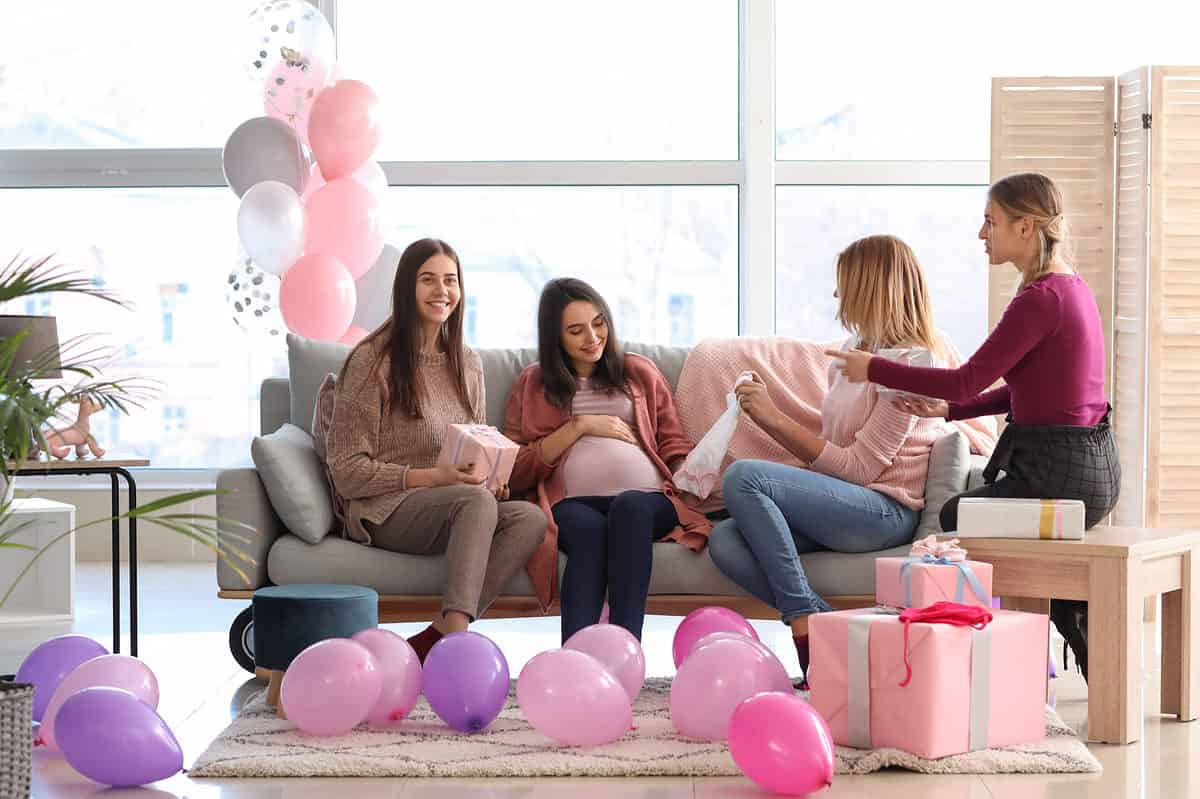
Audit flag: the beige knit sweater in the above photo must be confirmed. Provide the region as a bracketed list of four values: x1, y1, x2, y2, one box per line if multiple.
[325, 334, 485, 544]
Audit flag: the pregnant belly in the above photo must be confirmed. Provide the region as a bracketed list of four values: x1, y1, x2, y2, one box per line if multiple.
[561, 435, 664, 498]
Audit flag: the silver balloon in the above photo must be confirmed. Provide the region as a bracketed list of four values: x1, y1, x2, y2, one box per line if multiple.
[226, 254, 286, 338]
[352, 242, 401, 331]
[222, 116, 311, 197]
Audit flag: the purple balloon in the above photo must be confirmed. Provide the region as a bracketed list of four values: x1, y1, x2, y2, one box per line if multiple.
[15, 635, 108, 721]
[421, 632, 510, 733]
[55, 687, 182, 787]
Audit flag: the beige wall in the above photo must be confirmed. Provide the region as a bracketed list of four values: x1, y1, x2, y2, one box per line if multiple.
[11, 488, 217, 563]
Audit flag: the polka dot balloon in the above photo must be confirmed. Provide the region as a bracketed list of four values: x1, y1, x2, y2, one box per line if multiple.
[226, 254, 285, 338]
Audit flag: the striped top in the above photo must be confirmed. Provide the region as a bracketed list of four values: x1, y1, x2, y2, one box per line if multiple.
[559, 377, 663, 498]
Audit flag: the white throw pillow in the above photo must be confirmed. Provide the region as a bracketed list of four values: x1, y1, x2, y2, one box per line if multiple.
[250, 423, 334, 544]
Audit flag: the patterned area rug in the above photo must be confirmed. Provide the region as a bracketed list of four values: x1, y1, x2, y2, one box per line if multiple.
[188, 679, 1101, 778]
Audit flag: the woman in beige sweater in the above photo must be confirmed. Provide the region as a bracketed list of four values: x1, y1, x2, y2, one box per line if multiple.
[326, 238, 547, 662]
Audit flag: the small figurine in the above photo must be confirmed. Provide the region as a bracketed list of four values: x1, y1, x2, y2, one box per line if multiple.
[38, 397, 106, 460]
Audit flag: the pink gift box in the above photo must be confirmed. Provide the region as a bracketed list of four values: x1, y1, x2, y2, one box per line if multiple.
[875, 557, 993, 610]
[809, 609, 1048, 759]
[437, 424, 519, 491]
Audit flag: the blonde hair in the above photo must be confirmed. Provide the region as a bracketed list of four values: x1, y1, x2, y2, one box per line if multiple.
[988, 172, 1074, 287]
[835, 235, 942, 357]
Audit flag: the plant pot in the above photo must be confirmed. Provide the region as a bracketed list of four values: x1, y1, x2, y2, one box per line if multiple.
[0, 675, 34, 799]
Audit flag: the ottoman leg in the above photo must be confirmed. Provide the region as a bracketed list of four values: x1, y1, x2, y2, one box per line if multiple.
[265, 669, 284, 709]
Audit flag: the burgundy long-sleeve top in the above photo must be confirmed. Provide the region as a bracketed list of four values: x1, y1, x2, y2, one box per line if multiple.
[868, 273, 1108, 426]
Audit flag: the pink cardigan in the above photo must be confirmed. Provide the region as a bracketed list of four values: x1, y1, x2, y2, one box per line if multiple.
[504, 353, 711, 611]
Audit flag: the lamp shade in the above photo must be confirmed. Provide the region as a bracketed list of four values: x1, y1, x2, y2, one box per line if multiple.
[0, 315, 62, 379]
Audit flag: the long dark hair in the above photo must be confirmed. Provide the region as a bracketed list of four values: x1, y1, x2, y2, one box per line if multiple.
[340, 238, 472, 418]
[536, 277, 627, 409]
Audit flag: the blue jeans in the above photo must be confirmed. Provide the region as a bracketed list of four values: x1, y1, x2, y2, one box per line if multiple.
[709, 460, 919, 622]
[553, 491, 678, 643]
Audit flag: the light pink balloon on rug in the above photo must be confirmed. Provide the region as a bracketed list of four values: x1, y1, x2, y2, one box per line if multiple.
[563, 624, 645, 704]
[517, 649, 632, 747]
[669, 636, 792, 741]
[281, 639, 380, 736]
[672, 606, 759, 668]
[40, 655, 159, 751]
[350, 629, 421, 726]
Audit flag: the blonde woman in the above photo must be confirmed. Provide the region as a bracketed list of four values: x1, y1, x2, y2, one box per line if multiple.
[830, 173, 1120, 681]
[708, 235, 949, 688]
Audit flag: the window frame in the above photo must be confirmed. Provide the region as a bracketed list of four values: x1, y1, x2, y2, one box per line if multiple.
[0, 0, 990, 481]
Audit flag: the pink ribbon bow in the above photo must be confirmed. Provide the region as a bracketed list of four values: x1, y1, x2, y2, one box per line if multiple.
[908, 534, 967, 562]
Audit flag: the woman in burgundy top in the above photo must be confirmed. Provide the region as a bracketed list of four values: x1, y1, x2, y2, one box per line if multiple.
[829, 172, 1121, 681]
[504, 278, 708, 643]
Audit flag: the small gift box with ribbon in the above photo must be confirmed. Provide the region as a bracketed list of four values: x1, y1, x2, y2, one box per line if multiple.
[956, 498, 1086, 540]
[808, 604, 1048, 759]
[437, 424, 519, 492]
[875, 535, 993, 610]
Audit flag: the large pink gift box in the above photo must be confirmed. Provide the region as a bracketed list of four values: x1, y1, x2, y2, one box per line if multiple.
[875, 557, 993, 610]
[809, 609, 1048, 759]
[437, 424, 519, 491]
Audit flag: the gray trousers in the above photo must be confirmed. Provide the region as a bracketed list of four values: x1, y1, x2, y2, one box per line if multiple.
[366, 485, 547, 620]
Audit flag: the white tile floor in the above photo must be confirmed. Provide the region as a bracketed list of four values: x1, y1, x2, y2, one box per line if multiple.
[3, 563, 1198, 798]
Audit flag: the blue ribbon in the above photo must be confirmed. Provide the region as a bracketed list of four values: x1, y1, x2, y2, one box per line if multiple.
[898, 555, 991, 608]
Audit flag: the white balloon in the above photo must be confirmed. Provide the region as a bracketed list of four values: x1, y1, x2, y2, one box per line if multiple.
[237, 180, 305, 276]
[349, 160, 388, 197]
[352, 242, 401, 330]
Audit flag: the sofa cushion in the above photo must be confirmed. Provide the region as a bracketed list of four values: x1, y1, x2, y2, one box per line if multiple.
[622, 343, 689, 390]
[916, 429, 970, 538]
[250, 423, 335, 545]
[288, 334, 352, 434]
[267, 534, 907, 599]
[476, 348, 539, 428]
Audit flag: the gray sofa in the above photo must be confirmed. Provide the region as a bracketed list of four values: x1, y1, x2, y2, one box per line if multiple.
[215, 335, 985, 672]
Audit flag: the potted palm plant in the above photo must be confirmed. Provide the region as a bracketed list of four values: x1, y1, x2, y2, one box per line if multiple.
[0, 254, 254, 794]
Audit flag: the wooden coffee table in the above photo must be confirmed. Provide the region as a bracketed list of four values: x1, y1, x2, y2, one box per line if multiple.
[963, 526, 1199, 744]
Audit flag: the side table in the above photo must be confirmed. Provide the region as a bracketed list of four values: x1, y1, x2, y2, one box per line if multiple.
[8, 458, 149, 656]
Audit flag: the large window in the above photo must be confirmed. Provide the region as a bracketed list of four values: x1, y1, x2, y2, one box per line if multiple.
[7, 1, 1195, 473]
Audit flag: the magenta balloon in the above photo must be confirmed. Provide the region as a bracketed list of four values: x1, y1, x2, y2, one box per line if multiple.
[421, 632, 510, 734]
[55, 687, 182, 788]
[563, 624, 646, 704]
[15, 635, 107, 721]
[671, 606, 759, 668]
[303, 177, 384, 280]
[308, 79, 382, 180]
[40, 654, 159, 752]
[517, 649, 632, 746]
[350, 629, 422, 726]
[279, 253, 356, 340]
[669, 636, 792, 741]
[729, 692, 835, 795]
[280, 639, 381, 736]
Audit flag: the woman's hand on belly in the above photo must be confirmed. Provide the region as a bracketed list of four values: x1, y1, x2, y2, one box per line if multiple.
[575, 414, 638, 446]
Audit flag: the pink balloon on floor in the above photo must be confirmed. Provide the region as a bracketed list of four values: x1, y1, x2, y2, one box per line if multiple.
[40, 654, 159, 752]
[669, 636, 792, 741]
[308, 79, 382, 180]
[339, 325, 370, 346]
[304, 178, 384, 280]
[672, 606, 759, 668]
[563, 624, 645, 704]
[350, 629, 421, 725]
[281, 638, 381, 736]
[517, 649, 632, 746]
[280, 253, 356, 340]
[729, 692, 835, 795]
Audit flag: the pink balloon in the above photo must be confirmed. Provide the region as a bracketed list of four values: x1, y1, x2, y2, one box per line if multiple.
[339, 325, 370, 346]
[280, 253, 356, 340]
[40, 655, 159, 752]
[308, 79, 382, 180]
[563, 624, 645, 704]
[350, 629, 421, 726]
[729, 692, 835, 795]
[263, 54, 334, 145]
[692, 631, 791, 674]
[281, 639, 381, 736]
[672, 606, 760, 668]
[669, 636, 792, 741]
[301, 161, 326, 203]
[304, 178, 385, 279]
[517, 650, 632, 746]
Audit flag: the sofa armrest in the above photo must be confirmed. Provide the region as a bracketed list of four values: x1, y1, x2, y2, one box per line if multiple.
[216, 467, 283, 591]
[966, 453, 988, 492]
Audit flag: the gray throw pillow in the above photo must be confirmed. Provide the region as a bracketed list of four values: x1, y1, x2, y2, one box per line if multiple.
[288, 333, 352, 434]
[251, 422, 335, 544]
[917, 429, 970, 537]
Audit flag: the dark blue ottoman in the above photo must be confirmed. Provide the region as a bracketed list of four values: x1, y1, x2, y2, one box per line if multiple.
[252, 584, 378, 713]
